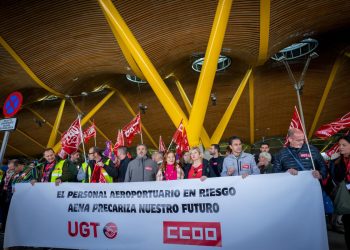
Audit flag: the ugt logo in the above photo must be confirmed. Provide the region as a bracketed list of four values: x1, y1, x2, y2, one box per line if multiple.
[68, 221, 118, 239]
[163, 221, 222, 247]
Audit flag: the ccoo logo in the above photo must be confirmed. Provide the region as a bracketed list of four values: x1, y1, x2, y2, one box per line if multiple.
[163, 221, 222, 247]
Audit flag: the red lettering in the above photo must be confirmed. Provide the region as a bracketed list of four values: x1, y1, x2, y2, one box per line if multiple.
[68, 221, 100, 238]
[68, 221, 78, 237]
[80, 222, 90, 237]
[90, 222, 100, 238]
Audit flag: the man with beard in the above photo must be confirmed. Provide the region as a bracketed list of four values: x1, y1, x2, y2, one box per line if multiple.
[125, 144, 157, 182]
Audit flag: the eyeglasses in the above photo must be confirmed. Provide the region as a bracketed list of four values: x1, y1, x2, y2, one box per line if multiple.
[88, 152, 94, 155]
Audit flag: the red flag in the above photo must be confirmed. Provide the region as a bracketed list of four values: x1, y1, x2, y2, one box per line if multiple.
[172, 121, 184, 145]
[114, 129, 125, 154]
[176, 127, 190, 155]
[61, 118, 82, 154]
[325, 130, 349, 157]
[83, 123, 96, 144]
[159, 135, 166, 153]
[284, 106, 304, 145]
[122, 114, 141, 146]
[325, 143, 339, 158]
[315, 112, 350, 139]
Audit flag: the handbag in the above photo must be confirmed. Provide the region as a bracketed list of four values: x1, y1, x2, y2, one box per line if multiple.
[334, 181, 350, 214]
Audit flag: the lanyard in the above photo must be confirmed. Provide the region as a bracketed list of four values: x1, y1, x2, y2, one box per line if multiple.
[286, 148, 305, 170]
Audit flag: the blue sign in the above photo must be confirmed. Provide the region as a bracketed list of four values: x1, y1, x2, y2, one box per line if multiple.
[3, 92, 23, 118]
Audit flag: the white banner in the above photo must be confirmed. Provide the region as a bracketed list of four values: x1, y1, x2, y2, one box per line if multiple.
[5, 171, 328, 250]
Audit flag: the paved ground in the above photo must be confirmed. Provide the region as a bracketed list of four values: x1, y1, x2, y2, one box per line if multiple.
[0, 228, 347, 250]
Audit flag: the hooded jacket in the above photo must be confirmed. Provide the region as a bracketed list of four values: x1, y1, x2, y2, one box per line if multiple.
[221, 152, 260, 176]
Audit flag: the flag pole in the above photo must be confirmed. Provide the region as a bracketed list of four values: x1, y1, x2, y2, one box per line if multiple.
[295, 82, 316, 171]
[139, 113, 144, 144]
[93, 120, 97, 147]
[282, 57, 316, 170]
[78, 115, 88, 163]
[167, 138, 174, 152]
[159, 135, 161, 152]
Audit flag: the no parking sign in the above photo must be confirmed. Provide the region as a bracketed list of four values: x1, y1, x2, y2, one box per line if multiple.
[2, 91, 23, 118]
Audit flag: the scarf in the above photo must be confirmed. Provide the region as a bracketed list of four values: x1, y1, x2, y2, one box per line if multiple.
[41, 161, 55, 182]
[3, 169, 15, 191]
[165, 164, 177, 181]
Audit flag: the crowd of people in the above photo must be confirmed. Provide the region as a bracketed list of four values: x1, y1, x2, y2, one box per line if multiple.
[0, 127, 349, 248]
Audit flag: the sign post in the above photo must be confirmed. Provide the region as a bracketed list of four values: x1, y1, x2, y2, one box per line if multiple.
[0, 92, 23, 163]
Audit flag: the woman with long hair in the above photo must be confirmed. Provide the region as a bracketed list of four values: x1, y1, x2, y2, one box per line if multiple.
[330, 135, 350, 249]
[156, 151, 184, 181]
[185, 147, 215, 180]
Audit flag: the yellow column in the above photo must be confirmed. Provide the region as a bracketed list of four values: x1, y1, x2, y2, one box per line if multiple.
[53, 91, 115, 153]
[98, 0, 199, 146]
[175, 80, 192, 115]
[249, 73, 255, 145]
[174, 79, 211, 147]
[101, 11, 145, 79]
[47, 99, 66, 148]
[211, 68, 252, 144]
[308, 55, 343, 138]
[257, 0, 271, 65]
[187, 0, 233, 145]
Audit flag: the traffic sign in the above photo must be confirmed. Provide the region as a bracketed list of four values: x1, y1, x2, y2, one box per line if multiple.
[3, 91, 23, 118]
[0, 118, 18, 132]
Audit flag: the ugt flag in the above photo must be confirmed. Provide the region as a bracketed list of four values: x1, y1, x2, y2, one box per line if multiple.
[114, 129, 125, 154]
[83, 123, 96, 144]
[122, 113, 141, 146]
[61, 118, 82, 154]
[159, 135, 166, 153]
[315, 112, 350, 139]
[176, 127, 190, 155]
[284, 106, 303, 145]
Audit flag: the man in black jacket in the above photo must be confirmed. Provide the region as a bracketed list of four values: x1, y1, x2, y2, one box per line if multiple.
[209, 144, 224, 177]
[116, 146, 130, 182]
[274, 128, 326, 179]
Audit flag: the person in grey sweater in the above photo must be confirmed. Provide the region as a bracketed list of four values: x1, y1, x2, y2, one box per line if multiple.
[124, 144, 158, 182]
[221, 136, 260, 178]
